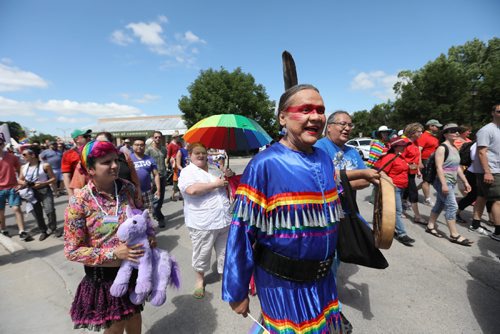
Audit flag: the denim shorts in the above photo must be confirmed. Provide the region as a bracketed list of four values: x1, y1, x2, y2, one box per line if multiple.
[432, 179, 458, 221]
[0, 188, 21, 210]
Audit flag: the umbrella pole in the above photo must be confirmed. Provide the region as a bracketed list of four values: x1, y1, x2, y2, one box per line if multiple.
[226, 127, 230, 168]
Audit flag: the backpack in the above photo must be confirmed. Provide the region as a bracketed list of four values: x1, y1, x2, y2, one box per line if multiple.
[423, 144, 449, 183]
[459, 141, 475, 167]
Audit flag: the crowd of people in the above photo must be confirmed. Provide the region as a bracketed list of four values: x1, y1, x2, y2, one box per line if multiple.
[0, 99, 498, 333]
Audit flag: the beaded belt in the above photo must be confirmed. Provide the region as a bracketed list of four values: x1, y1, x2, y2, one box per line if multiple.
[254, 243, 334, 283]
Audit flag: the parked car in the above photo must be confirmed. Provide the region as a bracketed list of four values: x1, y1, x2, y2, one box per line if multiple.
[345, 137, 372, 160]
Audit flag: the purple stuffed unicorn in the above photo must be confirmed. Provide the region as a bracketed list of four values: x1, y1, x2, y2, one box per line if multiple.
[110, 206, 180, 306]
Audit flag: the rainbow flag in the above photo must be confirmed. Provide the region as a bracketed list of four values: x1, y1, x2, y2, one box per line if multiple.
[248, 314, 269, 334]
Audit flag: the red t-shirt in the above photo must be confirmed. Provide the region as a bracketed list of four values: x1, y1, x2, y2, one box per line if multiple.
[401, 141, 421, 175]
[61, 148, 80, 175]
[416, 131, 439, 160]
[375, 153, 409, 189]
[167, 142, 180, 160]
[0, 153, 21, 190]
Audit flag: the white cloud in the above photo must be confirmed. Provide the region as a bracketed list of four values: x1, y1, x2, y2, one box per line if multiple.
[55, 116, 92, 124]
[183, 31, 206, 44]
[157, 15, 168, 23]
[0, 64, 49, 92]
[351, 72, 375, 90]
[110, 30, 134, 46]
[120, 93, 160, 104]
[127, 21, 165, 47]
[133, 94, 160, 104]
[0, 96, 144, 124]
[350, 70, 398, 101]
[0, 96, 36, 116]
[111, 16, 206, 67]
[36, 99, 143, 117]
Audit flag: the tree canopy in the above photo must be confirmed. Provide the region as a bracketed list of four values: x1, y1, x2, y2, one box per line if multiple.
[353, 37, 500, 136]
[178, 67, 277, 137]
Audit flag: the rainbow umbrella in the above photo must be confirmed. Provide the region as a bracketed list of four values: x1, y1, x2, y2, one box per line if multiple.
[183, 114, 272, 151]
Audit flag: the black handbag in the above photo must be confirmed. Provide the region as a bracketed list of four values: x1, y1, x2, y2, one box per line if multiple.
[336, 170, 389, 269]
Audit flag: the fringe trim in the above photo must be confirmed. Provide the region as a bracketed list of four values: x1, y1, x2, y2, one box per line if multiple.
[234, 195, 343, 235]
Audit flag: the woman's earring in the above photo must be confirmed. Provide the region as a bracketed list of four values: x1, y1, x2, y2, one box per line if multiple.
[279, 125, 287, 136]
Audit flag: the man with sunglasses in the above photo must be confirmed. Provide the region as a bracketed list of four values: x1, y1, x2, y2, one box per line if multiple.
[61, 129, 91, 196]
[146, 131, 168, 227]
[471, 104, 500, 241]
[0, 137, 33, 241]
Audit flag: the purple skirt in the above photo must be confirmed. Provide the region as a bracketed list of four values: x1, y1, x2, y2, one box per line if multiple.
[70, 266, 143, 331]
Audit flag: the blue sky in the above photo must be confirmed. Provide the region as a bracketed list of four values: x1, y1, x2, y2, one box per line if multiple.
[0, 0, 498, 138]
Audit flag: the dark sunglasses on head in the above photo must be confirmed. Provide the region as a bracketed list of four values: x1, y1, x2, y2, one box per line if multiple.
[443, 128, 460, 134]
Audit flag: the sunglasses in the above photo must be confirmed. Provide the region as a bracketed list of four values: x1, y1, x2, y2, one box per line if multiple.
[443, 128, 460, 134]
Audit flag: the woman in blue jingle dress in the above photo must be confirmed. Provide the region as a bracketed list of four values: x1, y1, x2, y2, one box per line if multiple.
[222, 84, 344, 333]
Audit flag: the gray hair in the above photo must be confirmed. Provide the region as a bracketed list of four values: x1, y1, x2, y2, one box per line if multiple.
[277, 84, 320, 131]
[327, 110, 350, 124]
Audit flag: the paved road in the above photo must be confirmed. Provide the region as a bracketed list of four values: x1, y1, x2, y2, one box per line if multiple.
[1, 156, 499, 333]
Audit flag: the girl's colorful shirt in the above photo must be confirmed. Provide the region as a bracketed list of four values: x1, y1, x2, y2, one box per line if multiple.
[64, 179, 152, 266]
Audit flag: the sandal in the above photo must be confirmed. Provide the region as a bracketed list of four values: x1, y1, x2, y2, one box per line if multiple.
[193, 287, 205, 299]
[425, 227, 443, 238]
[450, 234, 473, 247]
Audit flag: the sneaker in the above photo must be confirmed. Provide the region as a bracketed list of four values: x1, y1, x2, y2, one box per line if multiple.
[468, 225, 491, 236]
[39, 232, 49, 241]
[490, 233, 500, 242]
[1, 230, 10, 237]
[424, 198, 434, 206]
[24, 235, 34, 242]
[396, 235, 415, 246]
[19, 231, 34, 242]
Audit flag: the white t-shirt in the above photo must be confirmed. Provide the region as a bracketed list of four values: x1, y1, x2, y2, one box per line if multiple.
[475, 122, 500, 173]
[178, 163, 231, 230]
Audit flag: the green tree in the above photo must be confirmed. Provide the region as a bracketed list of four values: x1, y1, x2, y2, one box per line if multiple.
[30, 133, 57, 144]
[178, 67, 276, 137]
[0, 121, 26, 142]
[351, 102, 396, 137]
[393, 38, 500, 130]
